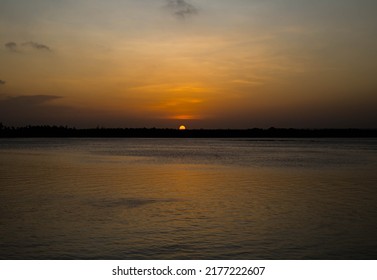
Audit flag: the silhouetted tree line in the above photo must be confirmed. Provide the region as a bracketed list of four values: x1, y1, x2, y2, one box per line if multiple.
[0, 123, 376, 138]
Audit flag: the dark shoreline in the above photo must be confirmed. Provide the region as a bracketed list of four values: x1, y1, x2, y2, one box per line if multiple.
[1, 125, 376, 138]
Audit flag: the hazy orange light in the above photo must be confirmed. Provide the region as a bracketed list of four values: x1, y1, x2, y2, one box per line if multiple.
[179, 125, 186, 130]
[171, 115, 199, 120]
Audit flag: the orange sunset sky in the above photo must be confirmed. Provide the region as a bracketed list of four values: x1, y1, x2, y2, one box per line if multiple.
[0, 0, 376, 128]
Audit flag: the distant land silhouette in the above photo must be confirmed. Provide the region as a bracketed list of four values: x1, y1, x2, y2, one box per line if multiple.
[0, 123, 376, 138]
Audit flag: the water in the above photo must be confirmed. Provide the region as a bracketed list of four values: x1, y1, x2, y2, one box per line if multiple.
[0, 138, 376, 259]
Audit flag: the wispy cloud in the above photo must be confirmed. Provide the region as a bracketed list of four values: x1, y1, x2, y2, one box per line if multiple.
[165, 0, 198, 19]
[5, 42, 18, 52]
[4, 41, 52, 52]
[0, 80, 5, 85]
[0, 95, 61, 107]
[22, 41, 51, 51]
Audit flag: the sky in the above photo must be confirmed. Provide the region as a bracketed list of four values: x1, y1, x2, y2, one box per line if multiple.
[1, 0, 376, 128]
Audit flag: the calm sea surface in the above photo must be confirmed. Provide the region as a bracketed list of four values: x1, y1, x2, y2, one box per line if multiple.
[0, 138, 376, 259]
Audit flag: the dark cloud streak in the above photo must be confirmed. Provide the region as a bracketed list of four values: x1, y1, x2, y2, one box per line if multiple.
[22, 41, 51, 51]
[0, 95, 61, 107]
[5, 42, 18, 52]
[0, 80, 5, 85]
[166, 0, 198, 19]
[4, 41, 51, 52]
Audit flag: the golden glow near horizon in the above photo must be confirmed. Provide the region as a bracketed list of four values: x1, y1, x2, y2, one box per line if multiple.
[179, 125, 186, 130]
[0, 0, 376, 128]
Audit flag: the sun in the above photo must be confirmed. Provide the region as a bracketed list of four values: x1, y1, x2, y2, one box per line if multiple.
[179, 125, 186, 130]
